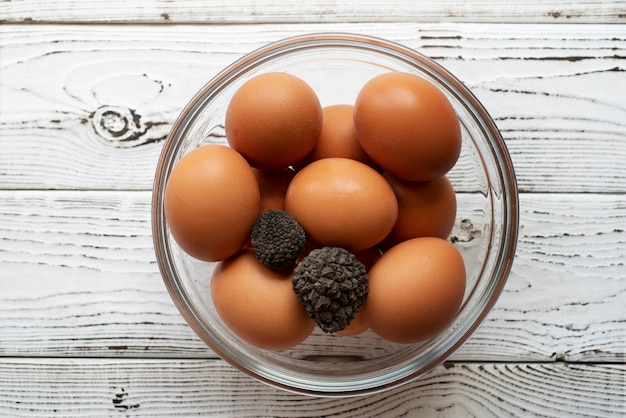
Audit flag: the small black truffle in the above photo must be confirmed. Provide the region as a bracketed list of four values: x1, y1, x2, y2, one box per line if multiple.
[251, 210, 306, 271]
[292, 246, 368, 333]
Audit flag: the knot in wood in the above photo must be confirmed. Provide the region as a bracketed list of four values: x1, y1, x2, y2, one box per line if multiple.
[100, 110, 128, 136]
[93, 105, 136, 140]
[91, 105, 166, 147]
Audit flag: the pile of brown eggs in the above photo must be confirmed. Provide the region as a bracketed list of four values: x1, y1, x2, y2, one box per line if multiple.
[164, 71, 466, 350]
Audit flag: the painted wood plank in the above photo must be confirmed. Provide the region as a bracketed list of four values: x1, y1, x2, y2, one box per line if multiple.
[1, 23, 625, 192]
[2, 0, 625, 24]
[0, 190, 207, 357]
[0, 190, 623, 362]
[466, 193, 626, 363]
[0, 358, 622, 417]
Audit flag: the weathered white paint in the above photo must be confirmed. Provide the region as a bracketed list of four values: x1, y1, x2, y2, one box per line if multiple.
[1, 23, 624, 192]
[0, 192, 623, 364]
[0, 359, 622, 417]
[2, 0, 625, 24]
[0, 1, 624, 416]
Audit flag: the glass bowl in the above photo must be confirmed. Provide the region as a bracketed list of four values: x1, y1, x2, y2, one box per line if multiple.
[152, 33, 519, 397]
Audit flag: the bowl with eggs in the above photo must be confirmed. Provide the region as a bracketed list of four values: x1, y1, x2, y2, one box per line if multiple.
[152, 33, 519, 396]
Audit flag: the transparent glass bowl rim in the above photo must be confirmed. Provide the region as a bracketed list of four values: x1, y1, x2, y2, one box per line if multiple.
[152, 32, 520, 397]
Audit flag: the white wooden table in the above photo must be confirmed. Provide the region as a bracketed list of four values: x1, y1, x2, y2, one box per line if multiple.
[1, 1, 625, 416]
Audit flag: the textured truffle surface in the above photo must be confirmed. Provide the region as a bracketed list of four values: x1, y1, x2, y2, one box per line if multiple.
[251, 210, 306, 270]
[293, 246, 368, 333]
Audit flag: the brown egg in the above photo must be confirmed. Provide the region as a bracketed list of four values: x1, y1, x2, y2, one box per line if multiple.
[354, 72, 462, 181]
[364, 237, 466, 344]
[382, 173, 457, 247]
[164, 145, 260, 262]
[225, 72, 323, 170]
[211, 251, 316, 350]
[306, 104, 375, 167]
[252, 167, 295, 214]
[285, 158, 398, 251]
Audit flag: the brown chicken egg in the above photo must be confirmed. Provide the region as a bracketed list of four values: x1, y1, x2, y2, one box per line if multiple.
[285, 158, 398, 251]
[354, 72, 462, 181]
[306, 104, 375, 167]
[225, 72, 323, 170]
[364, 237, 466, 344]
[382, 173, 457, 248]
[211, 250, 316, 350]
[252, 167, 295, 214]
[164, 144, 260, 262]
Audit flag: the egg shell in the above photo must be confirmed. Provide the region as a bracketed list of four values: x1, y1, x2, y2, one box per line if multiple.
[225, 72, 323, 170]
[382, 173, 457, 247]
[354, 72, 462, 181]
[364, 237, 466, 344]
[211, 251, 316, 350]
[252, 167, 295, 214]
[164, 144, 260, 262]
[285, 157, 398, 252]
[305, 104, 376, 168]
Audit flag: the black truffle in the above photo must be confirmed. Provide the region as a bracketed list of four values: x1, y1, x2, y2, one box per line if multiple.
[251, 210, 306, 271]
[292, 246, 368, 333]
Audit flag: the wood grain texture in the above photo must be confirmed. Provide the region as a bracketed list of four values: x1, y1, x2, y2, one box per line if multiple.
[0, 358, 623, 417]
[466, 192, 626, 363]
[1, 23, 624, 192]
[2, 0, 625, 24]
[1, 190, 623, 362]
[0, 190, 207, 358]
[1, 6, 624, 413]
